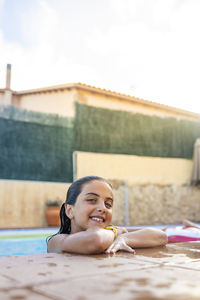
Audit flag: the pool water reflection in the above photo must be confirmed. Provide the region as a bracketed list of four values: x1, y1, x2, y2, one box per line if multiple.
[0, 238, 47, 256]
[0, 228, 58, 256]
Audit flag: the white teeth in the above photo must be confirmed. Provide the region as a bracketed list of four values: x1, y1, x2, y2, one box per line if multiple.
[91, 217, 104, 222]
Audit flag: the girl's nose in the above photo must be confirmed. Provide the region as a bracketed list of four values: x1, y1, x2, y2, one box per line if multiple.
[97, 202, 106, 212]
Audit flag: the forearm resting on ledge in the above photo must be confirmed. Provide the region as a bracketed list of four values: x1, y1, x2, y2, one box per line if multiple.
[122, 228, 168, 248]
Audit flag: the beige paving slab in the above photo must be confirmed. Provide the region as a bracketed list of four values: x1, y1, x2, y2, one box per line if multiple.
[0, 252, 157, 288]
[0, 274, 19, 289]
[0, 242, 200, 300]
[34, 266, 200, 300]
[0, 289, 51, 300]
[135, 242, 200, 270]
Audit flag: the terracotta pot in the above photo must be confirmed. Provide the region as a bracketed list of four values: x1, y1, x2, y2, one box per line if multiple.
[45, 206, 60, 227]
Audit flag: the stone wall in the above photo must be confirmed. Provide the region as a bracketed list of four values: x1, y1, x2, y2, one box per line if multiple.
[128, 184, 200, 225]
[110, 181, 200, 226]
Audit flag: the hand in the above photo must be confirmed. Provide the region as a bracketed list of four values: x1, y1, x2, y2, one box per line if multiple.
[105, 236, 135, 254]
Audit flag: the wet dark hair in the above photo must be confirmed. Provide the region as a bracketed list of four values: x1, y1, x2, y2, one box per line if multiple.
[58, 176, 112, 234]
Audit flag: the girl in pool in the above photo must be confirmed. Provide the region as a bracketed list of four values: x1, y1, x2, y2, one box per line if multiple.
[48, 176, 168, 254]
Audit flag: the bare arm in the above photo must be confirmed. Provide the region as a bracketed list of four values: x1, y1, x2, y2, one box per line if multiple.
[123, 228, 168, 248]
[47, 228, 115, 254]
[106, 228, 168, 254]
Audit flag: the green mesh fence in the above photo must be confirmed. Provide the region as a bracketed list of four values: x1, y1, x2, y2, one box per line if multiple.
[0, 105, 73, 127]
[0, 107, 74, 182]
[74, 103, 200, 158]
[1, 103, 200, 182]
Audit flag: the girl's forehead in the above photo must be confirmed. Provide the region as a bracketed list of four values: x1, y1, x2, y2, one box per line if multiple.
[81, 180, 113, 195]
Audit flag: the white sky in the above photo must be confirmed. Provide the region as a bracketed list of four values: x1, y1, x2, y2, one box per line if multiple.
[0, 0, 200, 113]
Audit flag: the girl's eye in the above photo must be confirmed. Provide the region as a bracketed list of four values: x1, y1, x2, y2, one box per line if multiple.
[105, 202, 112, 209]
[87, 199, 96, 203]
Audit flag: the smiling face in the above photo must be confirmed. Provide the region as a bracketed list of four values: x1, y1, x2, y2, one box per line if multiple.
[65, 180, 113, 234]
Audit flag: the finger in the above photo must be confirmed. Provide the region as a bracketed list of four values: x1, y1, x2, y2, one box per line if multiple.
[122, 227, 128, 233]
[109, 243, 121, 254]
[105, 246, 116, 254]
[121, 244, 135, 253]
[105, 243, 115, 254]
[106, 243, 120, 254]
[106, 242, 115, 252]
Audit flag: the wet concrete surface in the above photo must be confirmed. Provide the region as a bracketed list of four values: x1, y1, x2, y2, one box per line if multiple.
[0, 242, 200, 299]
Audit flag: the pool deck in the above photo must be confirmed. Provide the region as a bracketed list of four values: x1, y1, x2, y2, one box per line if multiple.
[0, 242, 200, 300]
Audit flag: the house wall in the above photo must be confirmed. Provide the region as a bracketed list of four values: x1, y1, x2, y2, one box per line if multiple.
[16, 89, 76, 117]
[2, 84, 199, 121]
[0, 92, 4, 102]
[76, 89, 199, 121]
[0, 90, 12, 105]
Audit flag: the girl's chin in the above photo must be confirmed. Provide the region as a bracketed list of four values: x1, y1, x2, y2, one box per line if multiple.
[88, 221, 105, 228]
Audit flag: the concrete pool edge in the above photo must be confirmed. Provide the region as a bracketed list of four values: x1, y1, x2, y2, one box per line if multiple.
[0, 242, 200, 300]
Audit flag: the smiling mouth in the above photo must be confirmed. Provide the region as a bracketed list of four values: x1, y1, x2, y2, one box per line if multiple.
[90, 217, 105, 223]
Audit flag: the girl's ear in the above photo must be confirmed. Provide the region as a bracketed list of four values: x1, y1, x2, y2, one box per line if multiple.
[65, 204, 74, 219]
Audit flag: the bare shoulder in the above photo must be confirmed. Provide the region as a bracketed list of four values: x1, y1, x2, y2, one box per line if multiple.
[47, 233, 69, 253]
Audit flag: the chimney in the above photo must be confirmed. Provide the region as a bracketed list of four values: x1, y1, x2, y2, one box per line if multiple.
[2, 64, 12, 105]
[6, 64, 11, 89]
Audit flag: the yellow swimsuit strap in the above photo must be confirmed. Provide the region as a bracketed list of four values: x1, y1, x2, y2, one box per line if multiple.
[105, 226, 118, 238]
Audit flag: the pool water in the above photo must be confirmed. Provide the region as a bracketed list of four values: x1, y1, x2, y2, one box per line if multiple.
[0, 228, 58, 256]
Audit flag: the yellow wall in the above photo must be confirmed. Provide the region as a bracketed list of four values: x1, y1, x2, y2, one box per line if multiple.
[0, 180, 69, 228]
[76, 90, 198, 121]
[0, 91, 12, 105]
[0, 93, 5, 103]
[74, 151, 193, 185]
[16, 89, 76, 117]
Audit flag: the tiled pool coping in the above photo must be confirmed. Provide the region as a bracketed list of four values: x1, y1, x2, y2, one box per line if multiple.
[0, 242, 200, 299]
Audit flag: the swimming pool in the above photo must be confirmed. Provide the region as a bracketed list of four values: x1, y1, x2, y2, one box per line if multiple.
[0, 228, 58, 256]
